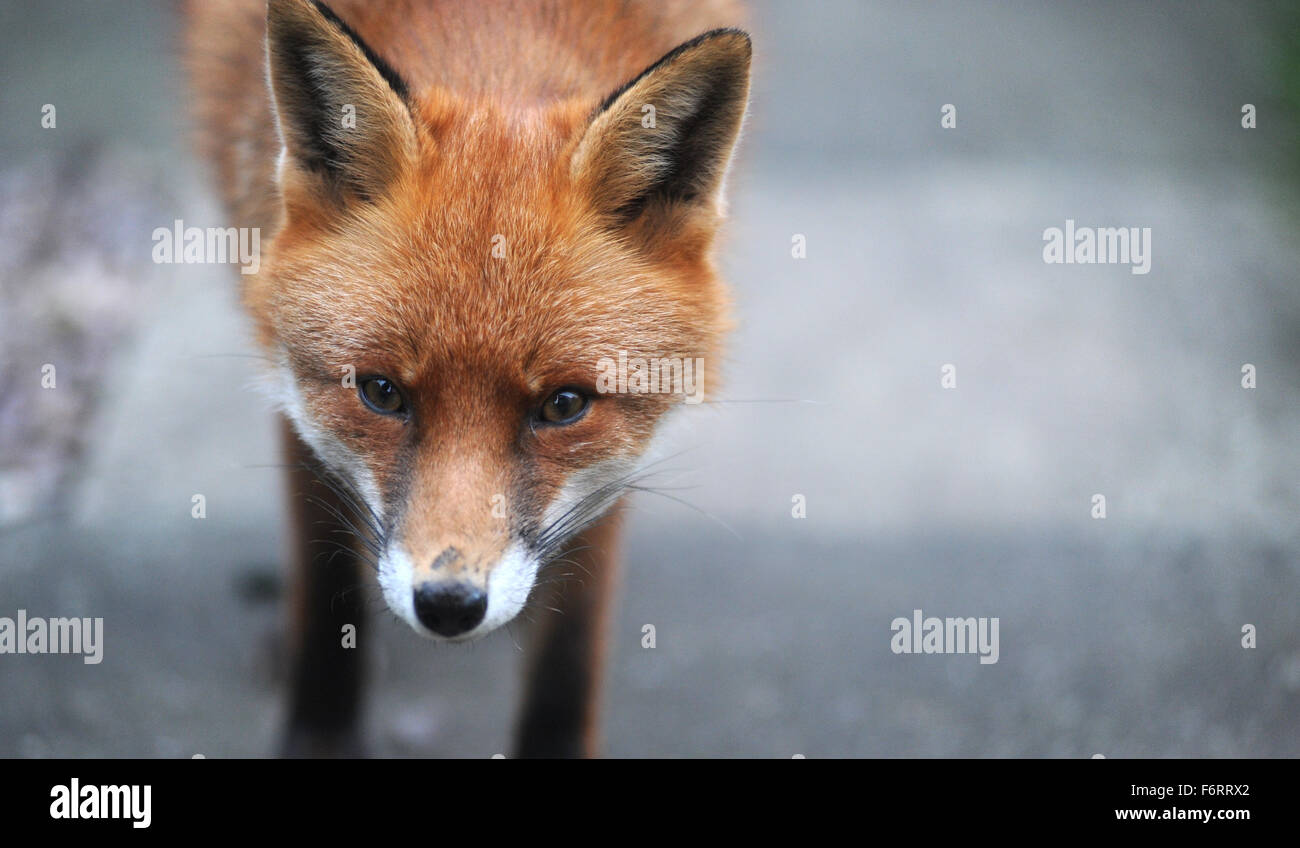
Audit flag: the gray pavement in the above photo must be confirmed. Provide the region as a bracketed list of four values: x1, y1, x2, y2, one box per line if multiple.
[1, 1, 1297, 756]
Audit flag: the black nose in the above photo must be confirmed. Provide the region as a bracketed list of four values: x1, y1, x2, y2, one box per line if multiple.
[413, 582, 487, 637]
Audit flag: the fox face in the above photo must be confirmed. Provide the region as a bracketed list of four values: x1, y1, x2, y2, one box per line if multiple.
[248, 0, 749, 641]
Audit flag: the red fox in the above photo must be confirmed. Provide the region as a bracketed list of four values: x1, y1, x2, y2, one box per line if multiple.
[184, 0, 750, 757]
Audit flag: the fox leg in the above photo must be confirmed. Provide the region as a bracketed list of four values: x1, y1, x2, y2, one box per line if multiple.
[514, 508, 624, 758]
[279, 418, 368, 757]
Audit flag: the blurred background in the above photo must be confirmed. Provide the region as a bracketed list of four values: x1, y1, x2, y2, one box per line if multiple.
[1, 0, 1298, 757]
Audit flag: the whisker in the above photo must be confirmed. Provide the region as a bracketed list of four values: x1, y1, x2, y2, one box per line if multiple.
[305, 494, 384, 558]
[625, 483, 742, 541]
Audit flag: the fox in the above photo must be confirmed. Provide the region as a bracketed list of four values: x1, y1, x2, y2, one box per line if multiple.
[183, 0, 750, 757]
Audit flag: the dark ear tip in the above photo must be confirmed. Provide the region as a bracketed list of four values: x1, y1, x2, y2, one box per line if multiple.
[711, 27, 752, 48]
[591, 26, 751, 116]
[690, 27, 752, 60]
[265, 0, 315, 28]
[265, 0, 337, 32]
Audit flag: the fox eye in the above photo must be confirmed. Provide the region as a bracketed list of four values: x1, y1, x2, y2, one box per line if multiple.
[359, 376, 405, 415]
[539, 388, 589, 425]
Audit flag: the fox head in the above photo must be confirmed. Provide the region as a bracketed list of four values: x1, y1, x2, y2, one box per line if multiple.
[249, 0, 750, 640]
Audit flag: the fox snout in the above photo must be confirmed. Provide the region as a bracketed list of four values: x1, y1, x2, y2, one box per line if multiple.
[377, 521, 544, 643]
[401, 545, 510, 640]
[411, 578, 487, 638]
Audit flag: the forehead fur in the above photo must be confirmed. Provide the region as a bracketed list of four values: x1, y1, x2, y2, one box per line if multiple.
[256, 92, 728, 387]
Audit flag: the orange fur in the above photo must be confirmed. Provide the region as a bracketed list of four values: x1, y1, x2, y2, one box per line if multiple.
[183, 0, 750, 756]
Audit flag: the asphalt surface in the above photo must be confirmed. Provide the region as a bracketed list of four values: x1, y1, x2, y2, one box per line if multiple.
[1, 0, 1297, 756]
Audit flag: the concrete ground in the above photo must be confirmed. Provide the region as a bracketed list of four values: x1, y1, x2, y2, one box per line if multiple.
[1, 0, 1298, 756]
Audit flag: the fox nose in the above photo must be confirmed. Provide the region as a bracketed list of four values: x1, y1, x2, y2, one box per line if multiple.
[412, 582, 488, 638]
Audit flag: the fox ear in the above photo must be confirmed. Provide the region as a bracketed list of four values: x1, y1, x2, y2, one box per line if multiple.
[266, 0, 417, 204]
[572, 29, 751, 237]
